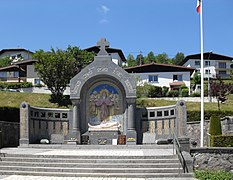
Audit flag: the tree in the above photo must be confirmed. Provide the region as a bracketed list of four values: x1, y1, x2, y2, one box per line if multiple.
[135, 54, 144, 65]
[0, 56, 12, 68]
[172, 52, 185, 65]
[155, 53, 170, 64]
[193, 72, 201, 85]
[33, 47, 94, 105]
[144, 51, 156, 64]
[210, 78, 233, 110]
[126, 54, 136, 67]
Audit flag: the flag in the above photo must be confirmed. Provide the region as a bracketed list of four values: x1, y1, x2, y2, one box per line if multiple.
[196, 0, 201, 13]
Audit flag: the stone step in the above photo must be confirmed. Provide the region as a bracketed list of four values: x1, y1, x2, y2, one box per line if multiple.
[19, 144, 174, 149]
[0, 170, 194, 178]
[0, 161, 180, 168]
[1, 153, 177, 159]
[1, 157, 179, 163]
[0, 166, 182, 173]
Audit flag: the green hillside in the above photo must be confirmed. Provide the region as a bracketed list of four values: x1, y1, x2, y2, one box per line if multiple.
[1, 91, 233, 111]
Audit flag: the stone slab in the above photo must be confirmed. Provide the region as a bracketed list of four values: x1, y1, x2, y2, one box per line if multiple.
[89, 131, 119, 145]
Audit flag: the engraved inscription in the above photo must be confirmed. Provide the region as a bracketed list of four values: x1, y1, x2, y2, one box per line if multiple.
[124, 79, 136, 93]
[97, 67, 108, 72]
[83, 67, 94, 79]
[113, 68, 123, 78]
[71, 81, 81, 94]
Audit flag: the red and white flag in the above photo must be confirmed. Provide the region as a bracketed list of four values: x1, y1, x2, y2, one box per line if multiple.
[196, 0, 201, 13]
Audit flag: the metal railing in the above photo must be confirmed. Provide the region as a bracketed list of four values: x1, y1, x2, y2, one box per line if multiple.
[173, 133, 189, 173]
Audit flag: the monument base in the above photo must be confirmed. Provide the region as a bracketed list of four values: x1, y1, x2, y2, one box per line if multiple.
[126, 130, 137, 145]
[88, 130, 120, 145]
[69, 130, 81, 144]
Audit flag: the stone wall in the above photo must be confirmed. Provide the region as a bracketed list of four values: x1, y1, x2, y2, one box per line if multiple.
[187, 121, 210, 147]
[0, 121, 19, 148]
[187, 118, 233, 147]
[191, 148, 233, 172]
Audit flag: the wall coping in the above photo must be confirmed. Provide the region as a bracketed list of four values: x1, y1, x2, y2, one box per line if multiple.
[191, 147, 233, 154]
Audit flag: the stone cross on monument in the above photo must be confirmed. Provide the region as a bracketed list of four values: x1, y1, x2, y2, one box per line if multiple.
[97, 38, 109, 56]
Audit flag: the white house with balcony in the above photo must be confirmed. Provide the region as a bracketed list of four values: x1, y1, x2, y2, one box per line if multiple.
[0, 45, 126, 86]
[124, 63, 195, 92]
[179, 52, 233, 79]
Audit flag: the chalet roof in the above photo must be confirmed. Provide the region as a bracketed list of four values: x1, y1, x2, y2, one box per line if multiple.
[84, 46, 126, 62]
[0, 65, 19, 71]
[14, 59, 38, 65]
[0, 48, 33, 55]
[0, 59, 38, 72]
[124, 62, 195, 75]
[179, 52, 233, 65]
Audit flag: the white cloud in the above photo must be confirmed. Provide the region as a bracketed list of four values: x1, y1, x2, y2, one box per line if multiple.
[99, 19, 109, 24]
[100, 5, 110, 14]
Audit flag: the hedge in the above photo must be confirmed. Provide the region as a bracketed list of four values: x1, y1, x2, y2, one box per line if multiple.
[210, 135, 233, 147]
[195, 170, 233, 180]
[0, 107, 19, 122]
[0, 82, 32, 89]
[209, 116, 222, 136]
[187, 110, 233, 122]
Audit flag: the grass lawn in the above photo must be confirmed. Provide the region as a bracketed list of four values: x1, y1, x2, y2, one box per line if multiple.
[1, 91, 233, 112]
[0, 91, 67, 108]
[137, 94, 233, 111]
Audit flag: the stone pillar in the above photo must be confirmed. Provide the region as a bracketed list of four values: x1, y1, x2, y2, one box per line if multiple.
[176, 101, 187, 137]
[19, 102, 30, 146]
[126, 98, 137, 145]
[71, 100, 81, 143]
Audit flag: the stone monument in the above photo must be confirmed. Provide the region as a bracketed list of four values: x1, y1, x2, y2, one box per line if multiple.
[70, 38, 137, 145]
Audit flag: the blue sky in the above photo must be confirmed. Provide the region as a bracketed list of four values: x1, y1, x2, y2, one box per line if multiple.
[1, 0, 233, 58]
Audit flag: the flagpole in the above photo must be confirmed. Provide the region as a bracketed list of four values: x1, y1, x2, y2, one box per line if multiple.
[200, 0, 204, 147]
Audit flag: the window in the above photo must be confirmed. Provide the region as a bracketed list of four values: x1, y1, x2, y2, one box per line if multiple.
[34, 79, 40, 85]
[219, 62, 226, 68]
[148, 75, 158, 82]
[173, 74, 183, 81]
[195, 61, 200, 66]
[205, 69, 211, 74]
[149, 111, 155, 117]
[157, 111, 162, 117]
[205, 61, 210, 66]
[219, 71, 226, 75]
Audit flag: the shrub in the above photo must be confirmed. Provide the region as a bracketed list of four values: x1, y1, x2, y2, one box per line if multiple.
[187, 110, 233, 122]
[0, 82, 32, 89]
[0, 107, 19, 122]
[166, 90, 179, 97]
[162, 86, 169, 97]
[195, 170, 233, 180]
[211, 135, 233, 147]
[136, 84, 163, 98]
[147, 85, 162, 98]
[181, 89, 189, 97]
[136, 86, 146, 98]
[180, 85, 188, 90]
[209, 115, 222, 136]
[190, 92, 201, 97]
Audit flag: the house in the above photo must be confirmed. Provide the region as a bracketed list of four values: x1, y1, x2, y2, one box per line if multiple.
[124, 63, 195, 92]
[0, 45, 126, 85]
[84, 46, 126, 66]
[179, 52, 233, 79]
[0, 49, 34, 83]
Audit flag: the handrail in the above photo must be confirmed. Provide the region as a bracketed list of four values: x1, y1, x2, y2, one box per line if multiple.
[173, 133, 189, 173]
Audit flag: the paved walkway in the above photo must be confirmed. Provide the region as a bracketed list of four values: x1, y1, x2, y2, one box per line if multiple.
[0, 175, 197, 180]
[1, 146, 174, 156]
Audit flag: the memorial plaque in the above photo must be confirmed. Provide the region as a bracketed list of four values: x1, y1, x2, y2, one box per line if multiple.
[81, 135, 89, 145]
[118, 135, 126, 145]
[50, 134, 64, 144]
